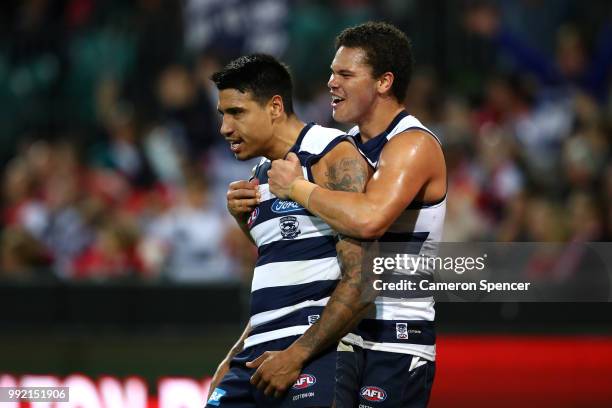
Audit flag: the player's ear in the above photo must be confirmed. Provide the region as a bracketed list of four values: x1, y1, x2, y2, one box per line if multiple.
[269, 95, 285, 119]
[377, 72, 395, 95]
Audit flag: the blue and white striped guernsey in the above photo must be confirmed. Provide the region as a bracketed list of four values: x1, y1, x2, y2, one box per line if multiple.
[243, 123, 350, 349]
[342, 110, 446, 362]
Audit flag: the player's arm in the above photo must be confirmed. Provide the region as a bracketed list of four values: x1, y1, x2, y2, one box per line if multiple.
[248, 141, 375, 396]
[207, 322, 251, 400]
[268, 131, 445, 239]
[226, 179, 260, 245]
[283, 143, 373, 360]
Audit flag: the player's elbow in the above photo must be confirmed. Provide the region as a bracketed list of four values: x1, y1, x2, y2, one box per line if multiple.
[356, 217, 388, 240]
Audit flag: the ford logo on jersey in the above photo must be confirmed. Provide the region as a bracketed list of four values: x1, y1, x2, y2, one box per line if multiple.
[271, 198, 303, 214]
[360, 386, 387, 402]
[292, 374, 316, 390]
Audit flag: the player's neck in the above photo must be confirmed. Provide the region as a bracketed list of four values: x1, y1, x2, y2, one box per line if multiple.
[357, 100, 405, 142]
[266, 115, 305, 160]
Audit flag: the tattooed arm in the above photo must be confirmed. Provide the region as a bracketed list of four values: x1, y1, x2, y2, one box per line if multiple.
[247, 141, 377, 397]
[268, 130, 447, 239]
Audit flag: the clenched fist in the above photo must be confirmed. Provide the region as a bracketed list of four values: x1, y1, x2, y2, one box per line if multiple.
[268, 152, 304, 199]
[227, 179, 260, 220]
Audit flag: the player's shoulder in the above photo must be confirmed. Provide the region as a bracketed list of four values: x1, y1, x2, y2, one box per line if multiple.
[299, 124, 350, 155]
[388, 114, 440, 144]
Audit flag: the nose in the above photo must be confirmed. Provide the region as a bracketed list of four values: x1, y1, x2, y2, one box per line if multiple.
[328, 73, 338, 90]
[220, 117, 233, 137]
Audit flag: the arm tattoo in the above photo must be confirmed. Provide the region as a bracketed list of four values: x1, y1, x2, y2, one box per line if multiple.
[324, 158, 367, 192]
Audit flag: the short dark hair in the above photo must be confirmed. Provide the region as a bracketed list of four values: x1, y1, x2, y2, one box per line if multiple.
[335, 21, 413, 102]
[211, 54, 294, 114]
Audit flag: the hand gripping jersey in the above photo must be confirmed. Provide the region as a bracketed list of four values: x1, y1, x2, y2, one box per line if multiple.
[243, 123, 350, 349]
[343, 111, 446, 361]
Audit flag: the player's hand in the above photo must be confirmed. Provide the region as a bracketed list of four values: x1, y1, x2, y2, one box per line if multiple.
[207, 358, 230, 401]
[268, 152, 304, 199]
[227, 179, 260, 220]
[246, 349, 304, 398]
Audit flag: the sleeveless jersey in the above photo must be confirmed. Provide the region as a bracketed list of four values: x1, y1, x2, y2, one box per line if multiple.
[243, 123, 350, 349]
[343, 111, 446, 361]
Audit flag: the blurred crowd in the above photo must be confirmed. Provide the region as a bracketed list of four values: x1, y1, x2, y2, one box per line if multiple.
[0, 0, 611, 282]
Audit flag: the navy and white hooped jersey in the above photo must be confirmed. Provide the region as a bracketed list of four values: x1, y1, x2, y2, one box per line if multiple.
[243, 123, 350, 350]
[343, 110, 446, 361]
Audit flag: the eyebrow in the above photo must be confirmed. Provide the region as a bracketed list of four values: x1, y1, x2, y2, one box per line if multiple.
[330, 66, 354, 75]
[218, 107, 245, 115]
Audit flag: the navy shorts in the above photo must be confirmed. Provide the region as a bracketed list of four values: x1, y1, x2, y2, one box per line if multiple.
[335, 341, 435, 408]
[206, 336, 336, 408]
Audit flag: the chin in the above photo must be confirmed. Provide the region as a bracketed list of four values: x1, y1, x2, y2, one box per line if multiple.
[333, 112, 354, 125]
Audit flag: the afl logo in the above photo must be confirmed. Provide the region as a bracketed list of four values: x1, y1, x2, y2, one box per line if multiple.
[360, 386, 387, 402]
[247, 207, 259, 228]
[271, 198, 303, 214]
[279, 216, 301, 239]
[292, 374, 316, 390]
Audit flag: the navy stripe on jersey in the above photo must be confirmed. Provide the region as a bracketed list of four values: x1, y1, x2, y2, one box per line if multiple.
[252, 160, 271, 184]
[353, 111, 408, 162]
[249, 198, 312, 230]
[407, 195, 446, 209]
[355, 320, 436, 345]
[288, 122, 315, 155]
[251, 279, 339, 315]
[248, 306, 327, 336]
[256, 236, 337, 267]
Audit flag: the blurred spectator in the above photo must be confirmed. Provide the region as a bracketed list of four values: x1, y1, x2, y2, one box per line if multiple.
[139, 174, 239, 282]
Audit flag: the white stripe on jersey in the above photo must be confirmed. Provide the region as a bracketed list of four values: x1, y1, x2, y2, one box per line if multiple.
[244, 326, 312, 349]
[372, 297, 436, 321]
[252, 257, 340, 292]
[249, 297, 331, 328]
[250, 214, 335, 247]
[342, 333, 436, 361]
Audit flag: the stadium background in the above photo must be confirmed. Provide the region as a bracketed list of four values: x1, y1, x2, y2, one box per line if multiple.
[1, 0, 611, 406]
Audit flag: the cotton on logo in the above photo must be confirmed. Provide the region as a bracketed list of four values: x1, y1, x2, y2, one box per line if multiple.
[360, 386, 387, 402]
[292, 374, 316, 390]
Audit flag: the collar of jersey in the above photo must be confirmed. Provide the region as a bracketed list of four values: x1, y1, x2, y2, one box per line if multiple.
[287, 122, 316, 157]
[355, 110, 408, 148]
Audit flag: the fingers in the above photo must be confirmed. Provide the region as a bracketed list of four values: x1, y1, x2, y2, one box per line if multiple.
[286, 152, 299, 163]
[246, 352, 267, 369]
[229, 180, 257, 191]
[226, 180, 261, 215]
[264, 383, 276, 397]
[227, 188, 259, 200]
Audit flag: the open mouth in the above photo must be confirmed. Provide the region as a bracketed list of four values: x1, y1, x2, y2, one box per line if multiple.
[331, 95, 345, 108]
[228, 140, 243, 153]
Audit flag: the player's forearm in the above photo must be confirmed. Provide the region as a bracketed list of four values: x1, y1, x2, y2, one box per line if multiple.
[291, 181, 385, 239]
[287, 238, 376, 363]
[234, 216, 256, 245]
[289, 282, 372, 362]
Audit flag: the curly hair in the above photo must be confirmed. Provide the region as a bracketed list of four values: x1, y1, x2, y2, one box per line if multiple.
[336, 21, 413, 102]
